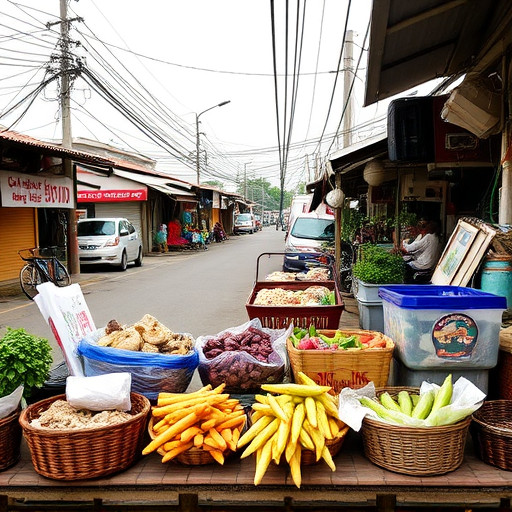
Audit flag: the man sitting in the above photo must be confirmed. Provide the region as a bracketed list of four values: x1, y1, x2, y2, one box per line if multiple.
[401, 220, 441, 282]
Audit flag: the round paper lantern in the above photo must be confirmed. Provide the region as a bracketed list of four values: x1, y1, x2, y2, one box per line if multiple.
[326, 188, 344, 208]
[363, 160, 396, 186]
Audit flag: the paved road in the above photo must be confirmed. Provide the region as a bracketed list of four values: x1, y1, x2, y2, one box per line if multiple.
[0, 227, 288, 373]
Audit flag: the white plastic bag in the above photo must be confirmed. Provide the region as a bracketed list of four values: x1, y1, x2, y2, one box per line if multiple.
[66, 373, 132, 411]
[35, 282, 96, 376]
[0, 385, 23, 420]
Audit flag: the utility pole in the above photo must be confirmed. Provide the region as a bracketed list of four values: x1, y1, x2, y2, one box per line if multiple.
[335, 30, 354, 276]
[244, 163, 248, 200]
[59, 0, 79, 275]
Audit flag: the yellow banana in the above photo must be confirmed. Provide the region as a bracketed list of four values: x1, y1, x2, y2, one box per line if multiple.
[316, 401, 332, 440]
[304, 396, 318, 428]
[254, 441, 273, 486]
[303, 418, 325, 462]
[237, 415, 273, 448]
[261, 383, 332, 397]
[240, 418, 279, 458]
[289, 444, 302, 488]
[298, 428, 315, 451]
[273, 417, 291, 464]
[267, 393, 288, 422]
[321, 445, 336, 472]
[290, 402, 305, 444]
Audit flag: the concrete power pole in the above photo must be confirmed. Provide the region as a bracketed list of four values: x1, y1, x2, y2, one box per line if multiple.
[59, 0, 79, 275]
[335, 30, 354, 276]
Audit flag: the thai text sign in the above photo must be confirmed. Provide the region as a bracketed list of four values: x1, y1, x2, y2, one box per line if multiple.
[77, 189, 147, 202]
[0, 171, 74, 208]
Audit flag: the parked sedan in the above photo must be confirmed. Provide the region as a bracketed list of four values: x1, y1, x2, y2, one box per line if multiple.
[77, 217, 143, 271]
[233, 213, 256, 234]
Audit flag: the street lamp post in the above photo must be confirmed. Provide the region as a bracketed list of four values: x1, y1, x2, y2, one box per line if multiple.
[195, 100, 231, 185]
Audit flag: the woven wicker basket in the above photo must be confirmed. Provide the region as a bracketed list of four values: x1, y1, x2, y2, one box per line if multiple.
[19, 393, 150, 480]
[498, 327, 512, 400]
[0, 408, 22, 471]
[360, 387, 471, 476]
[471, 400, 512, 471]
[287, 330, 394, 395]
[301, 425, 350, 465]
[148, 417, 245, 465]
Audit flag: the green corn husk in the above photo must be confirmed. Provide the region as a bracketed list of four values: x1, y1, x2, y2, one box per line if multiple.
[397, 391, 413, 416]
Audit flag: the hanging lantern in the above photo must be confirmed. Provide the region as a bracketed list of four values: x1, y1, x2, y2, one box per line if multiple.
[363, 160, 396, 186]
[326, 188, 344, 208]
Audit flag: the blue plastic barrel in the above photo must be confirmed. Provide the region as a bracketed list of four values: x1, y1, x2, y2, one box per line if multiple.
[480, 256, 512, 309]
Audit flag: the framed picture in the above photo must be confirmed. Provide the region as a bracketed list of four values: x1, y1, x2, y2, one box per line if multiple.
[432, 220, 480, 285]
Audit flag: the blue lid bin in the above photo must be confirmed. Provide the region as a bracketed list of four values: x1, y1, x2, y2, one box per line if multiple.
[379, 285, 507, 370]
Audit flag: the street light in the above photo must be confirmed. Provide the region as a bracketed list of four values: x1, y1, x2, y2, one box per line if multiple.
[195, 100, 231, 184]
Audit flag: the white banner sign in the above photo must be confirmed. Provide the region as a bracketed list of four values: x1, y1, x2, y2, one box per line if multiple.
[0, 171, 74, 208]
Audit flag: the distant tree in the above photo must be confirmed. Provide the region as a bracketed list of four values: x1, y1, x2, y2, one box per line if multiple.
[237, 178, 293, 210]
[202, 180, 225, 190]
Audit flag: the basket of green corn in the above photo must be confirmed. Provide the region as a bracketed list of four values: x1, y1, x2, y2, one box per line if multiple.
[358, 375, 480, 476]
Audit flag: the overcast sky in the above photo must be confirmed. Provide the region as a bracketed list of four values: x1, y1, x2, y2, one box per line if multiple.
[0, 0, 388, 190]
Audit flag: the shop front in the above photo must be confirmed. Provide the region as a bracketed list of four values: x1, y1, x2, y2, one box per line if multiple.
[0, 170, 74, 281]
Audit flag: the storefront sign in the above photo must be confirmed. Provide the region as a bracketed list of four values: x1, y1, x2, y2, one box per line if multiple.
[0, 171, 74, 208]
[77, 189, 147, 202]
[212, 191, 220, 208]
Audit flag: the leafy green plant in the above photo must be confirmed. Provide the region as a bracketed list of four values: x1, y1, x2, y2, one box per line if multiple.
[352, 244, 405, 284]
[0, 327, 52, 398]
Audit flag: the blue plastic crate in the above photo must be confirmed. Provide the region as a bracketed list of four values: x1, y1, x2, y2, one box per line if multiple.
[379, 285, 507, 370]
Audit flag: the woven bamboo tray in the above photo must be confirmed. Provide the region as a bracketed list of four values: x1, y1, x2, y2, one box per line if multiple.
[471, 400, 512, 471]
[0, 408, 22, 471]
[301, 424, 350, 465]
[360, 387, 471, 476]
[148, 416, 246, 465]
[287, 330, 394, 395]
[19, 393, 150, 480]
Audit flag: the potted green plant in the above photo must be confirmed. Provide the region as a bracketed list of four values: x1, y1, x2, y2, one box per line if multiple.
[0, 327, 52, 470]
[352, 244, 406, 331]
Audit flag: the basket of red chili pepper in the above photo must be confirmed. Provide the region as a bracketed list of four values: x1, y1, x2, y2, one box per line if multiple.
[287, 327, 394, 395]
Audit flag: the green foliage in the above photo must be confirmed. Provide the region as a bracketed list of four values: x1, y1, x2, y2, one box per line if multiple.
[0, 327, 53, 398]
[352, 244, 405, 284]
[341, 208, 365, 242]
[236, 177, 293, 210]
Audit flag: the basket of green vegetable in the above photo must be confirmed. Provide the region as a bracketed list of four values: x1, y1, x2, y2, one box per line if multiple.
[0, 327, 52, 470]
[287, 326, 394, 394]
[358, 376, 479, 476]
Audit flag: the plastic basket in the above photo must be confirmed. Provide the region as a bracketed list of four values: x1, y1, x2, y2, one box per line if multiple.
[19, 393, 150, 480]
[471, 400, 512, 471]
[0, 409, 22, 471]
[360, 387, 471, 476]
[287, 330, 394, 394]
[246, 281, 344, 329]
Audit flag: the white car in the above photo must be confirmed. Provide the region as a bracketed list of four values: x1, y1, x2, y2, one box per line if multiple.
[283, 211, 335, 272]
[77, 217, 143, 271]
[234, 213, 256, 234]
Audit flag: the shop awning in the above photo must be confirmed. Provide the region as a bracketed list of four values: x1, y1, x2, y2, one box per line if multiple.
[112, 169, 197, 201]
[364, 0, 512, 106]
[330, 134, 388, 174]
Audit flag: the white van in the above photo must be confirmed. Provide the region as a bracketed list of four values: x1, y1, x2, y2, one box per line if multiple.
[283, 210, 335, 272]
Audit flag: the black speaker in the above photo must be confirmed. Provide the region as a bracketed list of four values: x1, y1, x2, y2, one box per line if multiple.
[387, 97, 435, 162]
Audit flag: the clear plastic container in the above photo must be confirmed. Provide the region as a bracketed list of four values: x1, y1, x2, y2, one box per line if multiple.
[379, 285, 506, 370]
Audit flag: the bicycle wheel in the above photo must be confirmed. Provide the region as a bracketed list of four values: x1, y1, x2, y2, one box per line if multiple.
[19, 263, 42, 300]
[54, 260, 71, 287]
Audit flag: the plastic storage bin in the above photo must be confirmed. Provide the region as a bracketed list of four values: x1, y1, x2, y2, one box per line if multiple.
[379, 285, 506, 370]
[357, 299, 384, 333]
[392, 358, 490, 393]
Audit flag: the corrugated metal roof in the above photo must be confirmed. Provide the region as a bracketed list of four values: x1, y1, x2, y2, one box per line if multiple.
[365, 0, 512, 105]
[0, 129, 113, 165]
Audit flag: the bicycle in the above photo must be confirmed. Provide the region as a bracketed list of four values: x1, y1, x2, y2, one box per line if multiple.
[18, 246, 71, 300]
